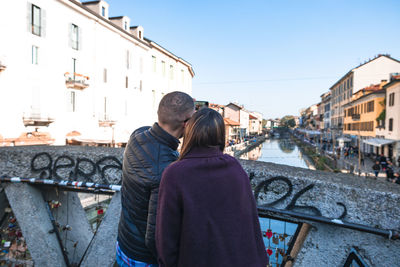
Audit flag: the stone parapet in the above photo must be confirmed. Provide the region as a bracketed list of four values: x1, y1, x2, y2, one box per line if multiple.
[0, 146, 399, 266]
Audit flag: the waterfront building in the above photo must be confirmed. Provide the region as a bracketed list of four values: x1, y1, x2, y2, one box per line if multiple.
[300, 104, 318, 130]
[320, 91, 331, 130]
[0, 0, 194, 146]
[329, 54, 400, 137]
[249, 111, 263, 135]
[375, 74, 400, 162]
[316, 102, 323, 130]
[343, 83, 386, 155]
[224, 102, 250, 138]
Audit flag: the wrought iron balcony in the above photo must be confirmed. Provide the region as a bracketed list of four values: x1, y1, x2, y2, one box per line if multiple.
[0, 62, 6, 72]
[65, 72, 89, 90]
[98, 114, 116, 127]
[22, 112, 55, 127]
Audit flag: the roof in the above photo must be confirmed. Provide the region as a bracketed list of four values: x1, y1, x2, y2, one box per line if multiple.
[383, 75, 400, 89]
[71, 1, 195, 77]
[71, 0, 150, 48]
[225, 102, 242, 110]
[329, 54, 400, 90]
[249, 114, 258, 120]
[144, 37, 195, 77]
[209, 103, 224, 109]
[81, 0, 100, 5]
[353, 84, 382, 95]
[109, 16, 124, 20]
[223, 118, 240, 126]
[343, 89, 385, 107]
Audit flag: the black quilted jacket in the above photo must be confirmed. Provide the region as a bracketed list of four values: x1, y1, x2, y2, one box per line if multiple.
[117, 123, 179, 263]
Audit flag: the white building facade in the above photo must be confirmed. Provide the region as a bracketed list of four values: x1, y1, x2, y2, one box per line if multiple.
[0, 0, 194, 146]
[330, 55, 400, 134]
[381, 76, 400, 162]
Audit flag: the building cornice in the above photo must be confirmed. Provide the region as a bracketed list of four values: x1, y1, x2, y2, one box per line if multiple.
[64, 0, 151, 49]
[144, 37, 195, 77]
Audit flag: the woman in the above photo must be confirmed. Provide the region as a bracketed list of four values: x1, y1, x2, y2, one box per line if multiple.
[372, 161, 381, 178]
[156, 108, 268, 267]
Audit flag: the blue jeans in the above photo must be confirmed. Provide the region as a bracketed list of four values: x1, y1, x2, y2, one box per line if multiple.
[116, 241, 158, 267]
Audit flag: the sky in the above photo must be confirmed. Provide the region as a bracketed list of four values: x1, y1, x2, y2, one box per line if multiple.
[107, 0, 400, 119]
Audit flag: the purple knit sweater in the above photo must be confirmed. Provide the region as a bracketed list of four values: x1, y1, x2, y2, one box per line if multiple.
[156, 146, 268, 267]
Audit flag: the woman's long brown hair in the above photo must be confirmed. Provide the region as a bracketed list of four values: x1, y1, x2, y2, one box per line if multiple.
[179, 108, 225, 160]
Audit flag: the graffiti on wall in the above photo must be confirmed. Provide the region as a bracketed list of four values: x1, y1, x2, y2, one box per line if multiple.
[30, 152, 122, 184]
[252, 174, 347, 219]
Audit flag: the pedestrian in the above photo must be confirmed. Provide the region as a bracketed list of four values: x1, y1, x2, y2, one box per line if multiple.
[392, 172, 400, 184]
[379, 153, 387, 171]
[397, 156, 400, 168]
[156, 108, 268, 267]
[372, 161, 381, 178]
[360, 153, 365, 166]
[386, 161, 394, 182]
[116, 92, 195, 267]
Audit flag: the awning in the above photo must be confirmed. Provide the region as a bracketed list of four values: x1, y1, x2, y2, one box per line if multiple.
[337, 137, 351, 142]
[363, 138, 396, 147]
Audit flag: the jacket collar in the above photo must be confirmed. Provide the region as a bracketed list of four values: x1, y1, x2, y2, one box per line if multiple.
[184, 146, 223, 158]
[149, 123, 180, 150]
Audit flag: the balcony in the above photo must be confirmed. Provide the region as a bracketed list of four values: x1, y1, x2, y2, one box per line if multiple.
[98, 114, 116, 127]
[65, 72, 89, 90]
[0, 62, 6, 72]
[22, 112, 55, 127]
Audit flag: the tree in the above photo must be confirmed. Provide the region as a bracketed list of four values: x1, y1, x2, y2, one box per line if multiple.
[281, 115, 296, 128]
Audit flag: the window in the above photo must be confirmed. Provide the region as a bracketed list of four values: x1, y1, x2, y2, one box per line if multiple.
[124, 21, 128, 30]
[139, 31, 142, 39]
[72, 58, 76, 79]
[68, 91, 76, 112]
[126, 50, 130, 69]
[181, 69, 184, 83]
[152, 56, 156, 72]
[71, 24, 79, 50]
[161, 61, 166, 76]
[32, 4, 41, 36]
[140, 80, 143, 91]
[103, 97, 108, 119]
[101, 6, 105, 17]
[170, 65, 174, 80]
[32, 45, 38, 65]
[389, 118, 393, 131]
[366, 101, 374, 112]
[103, 68, 107, 83]
[389, 93, 395, 106]
[125, 76, 128, 88]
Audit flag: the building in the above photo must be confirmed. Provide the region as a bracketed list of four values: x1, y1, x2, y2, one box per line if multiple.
[320, 92, 331, 130]
[343, 83, 386, 154]
[249, 111, 263, 135]
[0, 0, 194, 146]
[316, 102, 323, 130]
[330, 54, 400, 135]
[377, 74, 400, 162]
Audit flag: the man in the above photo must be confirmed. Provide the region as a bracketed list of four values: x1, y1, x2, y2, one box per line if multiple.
[116, 91, 195, 266]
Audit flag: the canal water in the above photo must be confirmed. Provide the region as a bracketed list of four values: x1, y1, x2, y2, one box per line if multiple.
[243, 138, 308, 264]
[240, 138, 309, 169]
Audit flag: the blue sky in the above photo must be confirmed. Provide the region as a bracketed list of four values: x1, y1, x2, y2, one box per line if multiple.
[108, 0, 400, 119]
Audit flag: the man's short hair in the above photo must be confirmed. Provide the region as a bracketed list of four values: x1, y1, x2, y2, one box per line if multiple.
[158, 91, 194, 131]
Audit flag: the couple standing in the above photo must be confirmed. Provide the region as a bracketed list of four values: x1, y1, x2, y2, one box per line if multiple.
[116, 91, 268, 267]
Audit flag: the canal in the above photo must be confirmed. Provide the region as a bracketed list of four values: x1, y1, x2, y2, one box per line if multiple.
[240, 137, 310, 169]
[241, 137, 310, 265]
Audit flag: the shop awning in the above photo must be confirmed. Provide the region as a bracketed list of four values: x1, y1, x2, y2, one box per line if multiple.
[363, 138, 396, 147]
[337, 137, 351, 142]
